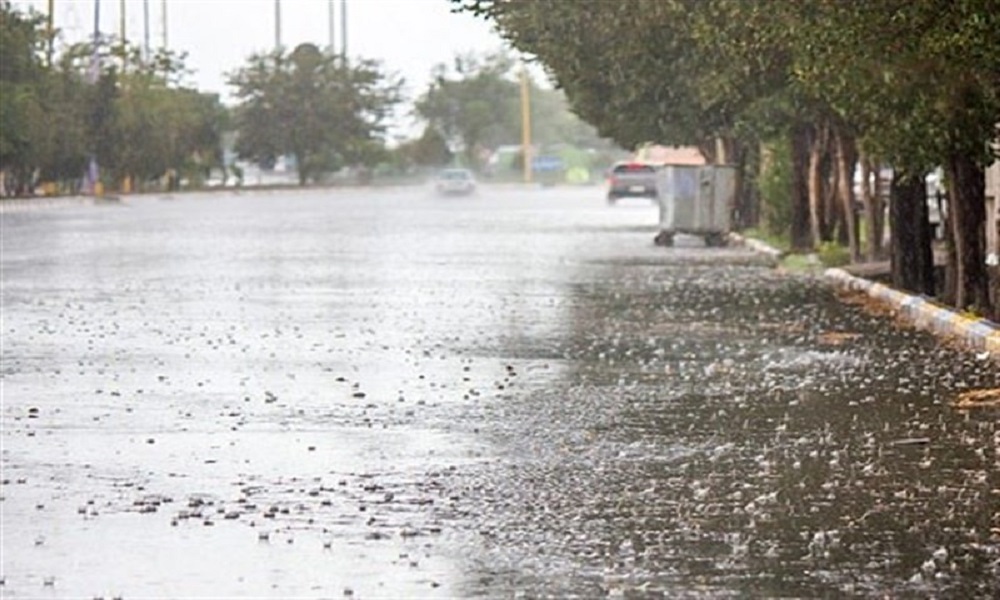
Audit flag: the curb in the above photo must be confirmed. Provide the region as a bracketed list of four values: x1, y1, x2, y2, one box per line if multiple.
[728, 232, 785, 260]
[824, 267, 1000, 355]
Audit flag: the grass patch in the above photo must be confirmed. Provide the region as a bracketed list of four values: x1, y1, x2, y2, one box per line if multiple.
[741, 228, 791, 252]
[780, 253, 822, 272]
[817, 241, 851, 268]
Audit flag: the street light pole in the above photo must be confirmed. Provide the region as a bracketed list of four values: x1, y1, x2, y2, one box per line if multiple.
[274, 0, 281, 50]
[340, 0, 347, 60]
[143, 0, 150, 61]
[328, 0, 335, 55]
[93, 0, 100, 56]
[46, 0, 54, 66]
[520, 67, 533, 184]
[119, 0, 129, 72]
[90, 0, 103, 197]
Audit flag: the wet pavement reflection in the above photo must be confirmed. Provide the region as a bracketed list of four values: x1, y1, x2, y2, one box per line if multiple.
[2, 187, 998, 598]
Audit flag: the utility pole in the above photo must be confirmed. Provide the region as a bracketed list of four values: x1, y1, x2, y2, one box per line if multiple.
[274, 0, 282, 50]
[91, 0, 101, 82]
[119, 0, 126, 70]
[520, 67, 533, 184]
[143, 0, 150, 61]
[340, 0, 347, 60]
[328, 0, 335, 55]
[161, 0, 168, 49]
[46, 0, 54, 66]
[90, 0, 103, 197]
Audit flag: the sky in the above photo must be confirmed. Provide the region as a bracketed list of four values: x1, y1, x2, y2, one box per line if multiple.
[16, 0, 513, 106]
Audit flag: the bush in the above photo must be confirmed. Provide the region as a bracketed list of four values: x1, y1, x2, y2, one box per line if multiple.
[817, 241, 851, 267]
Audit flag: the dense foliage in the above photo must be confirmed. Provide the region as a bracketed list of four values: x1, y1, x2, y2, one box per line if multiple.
[458, 0, 1000, 317]
[0, 1, 225, 195]
[413, 51, 611, 170]
[227, 43, 403, 185]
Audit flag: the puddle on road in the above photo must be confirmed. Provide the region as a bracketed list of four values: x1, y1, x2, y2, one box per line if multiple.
[3, 190, 998, 597]
[435, 262, 1000, 598]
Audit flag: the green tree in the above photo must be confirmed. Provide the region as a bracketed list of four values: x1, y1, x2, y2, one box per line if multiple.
[228, 43, 402, 185]
[396, 126, 453, 168]
[33, 57, 90, 190]
[529, 84, 610, 150]
[460, 0, 1000, 317]
[414, 52, 521, 170]
[775, 0, 1000, 312]
[414, 50, 614, 172]
[459, 1, 788, 226]
[1, 1, 227, 197]
[0, 0, 48, 194]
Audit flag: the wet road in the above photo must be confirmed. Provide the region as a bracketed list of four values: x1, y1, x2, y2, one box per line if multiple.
[2, 186, 998, 598]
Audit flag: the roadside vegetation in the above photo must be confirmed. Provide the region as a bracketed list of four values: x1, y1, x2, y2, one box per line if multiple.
[411, 51, 617, 174]
[0, 3, 225, 195]
[227, 43, 403, 186]
[4, 1, 997, 319]
[458, 0, 1000, 320]
[1, 1, 614, 195]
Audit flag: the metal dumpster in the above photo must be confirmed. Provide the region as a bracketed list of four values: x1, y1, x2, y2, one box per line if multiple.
[654, 165, 736, 247]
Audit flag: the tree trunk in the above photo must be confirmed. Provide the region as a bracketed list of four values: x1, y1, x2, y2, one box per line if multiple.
[889, 170, 935, 296]
[827, 154, 844, 245]
[698, 139, 718, 165]
[940, 170, 958, 305]
[860, 152, 877, 261]
[808, 124, 825, 247]
[740, 143, 760, 229]
[834, 129, 860, 262]
[790, 124, 813, 251]
[947, 153, 990, 315]
[873, 161, 888, 259]
[722, 137, 749, 230]
[715, 137, 728, 164]
[293, 149, 308, 186]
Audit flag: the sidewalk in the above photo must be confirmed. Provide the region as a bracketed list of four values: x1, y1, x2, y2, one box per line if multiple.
[731, 233, 1000, 357]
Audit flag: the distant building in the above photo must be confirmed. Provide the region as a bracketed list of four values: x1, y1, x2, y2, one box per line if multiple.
[632, 145, 706, 166]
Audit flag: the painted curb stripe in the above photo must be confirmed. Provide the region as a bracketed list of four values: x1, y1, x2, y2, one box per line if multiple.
[987, 333, 1000, 353]
[824, 267, 999, 354]
[967, 322, 997, 338]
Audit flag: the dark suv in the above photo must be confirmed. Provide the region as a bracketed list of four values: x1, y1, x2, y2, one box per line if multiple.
[606, 162, 659, 204]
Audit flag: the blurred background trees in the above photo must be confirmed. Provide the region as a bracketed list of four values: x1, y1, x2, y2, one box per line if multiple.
[411, 50, 618, 176]
[0, 1, 226, 195]
[0, 0, 605, 192]
[228, 43, 403, 185]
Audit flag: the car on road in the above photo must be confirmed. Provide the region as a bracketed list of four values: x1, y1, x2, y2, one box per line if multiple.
[606, 162, 659, 204]
[434, 168, 477, 196]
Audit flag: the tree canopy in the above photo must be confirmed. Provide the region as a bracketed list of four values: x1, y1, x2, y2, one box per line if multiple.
[228, 43, 403, 185]
[413, 50, 612, 170]
[0, 1, 225, 195]
[458, 0, 1000, 317]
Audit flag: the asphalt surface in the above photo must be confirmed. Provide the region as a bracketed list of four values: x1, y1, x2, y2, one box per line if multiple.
[1, 186, 998, 598]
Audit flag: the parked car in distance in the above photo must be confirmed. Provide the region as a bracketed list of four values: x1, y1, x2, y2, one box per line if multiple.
[434, 168, 476, 196]
[606, 162, 659, 204]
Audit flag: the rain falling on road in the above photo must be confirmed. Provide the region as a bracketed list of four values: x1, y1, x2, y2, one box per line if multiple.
[2, 186, 998, 598]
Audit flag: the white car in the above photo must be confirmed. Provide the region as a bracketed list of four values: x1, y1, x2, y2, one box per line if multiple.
[434, 168, 476, 196]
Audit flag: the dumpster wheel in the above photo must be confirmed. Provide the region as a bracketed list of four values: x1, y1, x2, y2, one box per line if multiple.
[704, 232, 728, 247]
[654, 230, 675, 247]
